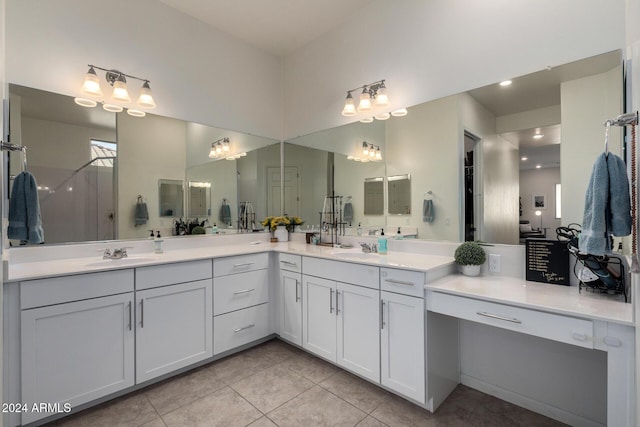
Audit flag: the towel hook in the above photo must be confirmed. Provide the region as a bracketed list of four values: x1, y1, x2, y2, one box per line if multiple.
[137, 195, 143, 203]
[424, 190, 433, 199]
[603, 121, 611, 155]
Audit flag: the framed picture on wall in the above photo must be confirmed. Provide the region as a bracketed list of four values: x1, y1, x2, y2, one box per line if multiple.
[532, 194, 547, 209]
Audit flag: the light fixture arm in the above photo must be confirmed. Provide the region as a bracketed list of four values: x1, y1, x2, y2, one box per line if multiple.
[89, 64, 151, 86]
[345, 79, 385, 96]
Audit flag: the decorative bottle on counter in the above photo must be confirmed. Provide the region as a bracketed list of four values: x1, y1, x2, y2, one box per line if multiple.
[274, 225, 289, 242]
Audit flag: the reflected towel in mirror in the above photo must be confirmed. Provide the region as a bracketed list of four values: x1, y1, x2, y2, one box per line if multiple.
[135, 198, 149, 226]
[423, 199, 434, 222]
[8, 171, 44, 244]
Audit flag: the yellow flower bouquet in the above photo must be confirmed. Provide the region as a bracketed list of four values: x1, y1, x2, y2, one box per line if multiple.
[261, 215, 304, 232]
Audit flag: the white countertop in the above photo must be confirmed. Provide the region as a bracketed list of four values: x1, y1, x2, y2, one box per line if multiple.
[425, 274, 633, 326]
[6, 241, 455, 282]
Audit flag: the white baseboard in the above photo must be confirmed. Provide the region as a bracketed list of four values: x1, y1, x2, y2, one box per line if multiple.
[460, 374, 605, 427]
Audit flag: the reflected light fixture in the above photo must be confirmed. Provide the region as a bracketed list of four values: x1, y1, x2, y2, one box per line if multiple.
[521, 156, 528, 161]
[360, 117, 374, 123]
[354, 141, 383, 162]
[390, 108, 408, 117]
[74, 64, 156, 118]
[499, 80, 512, 87]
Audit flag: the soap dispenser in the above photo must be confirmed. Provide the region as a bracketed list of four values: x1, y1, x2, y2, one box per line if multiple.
[356, 223, 363, 236]
[153, 230, 164, 254]
[211, 223, 218, 234]
[148, 229, 155, 239]
[395, 227, 404, 240]
[378, 228, 387, 255]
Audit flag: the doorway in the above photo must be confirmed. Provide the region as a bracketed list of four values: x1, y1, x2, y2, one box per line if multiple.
[463, 131, 481, 241]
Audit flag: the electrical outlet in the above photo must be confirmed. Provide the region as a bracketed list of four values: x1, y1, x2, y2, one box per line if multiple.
[489, 254, 501, 273]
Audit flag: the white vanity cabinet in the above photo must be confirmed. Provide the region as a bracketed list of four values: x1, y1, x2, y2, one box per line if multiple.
[20, 270, 135, 424]
[135, 260, 213, 383]
[302, 257, 381, 382]
[213, 253, 270, 354]
[278, 253, 303, 346]
[380, 268, 426, 404]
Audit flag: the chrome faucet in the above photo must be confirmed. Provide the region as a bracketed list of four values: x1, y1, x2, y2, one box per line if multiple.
[359, 242, 378, 253]
[368, 229, 379, 236]
[100, 247, 131, 259]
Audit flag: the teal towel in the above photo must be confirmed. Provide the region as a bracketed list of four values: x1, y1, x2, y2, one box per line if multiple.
[8, 171, 44, 244]
[220, 201, 231, 225]
[579, 153, 631, 255]
[135, 201, 149, 226]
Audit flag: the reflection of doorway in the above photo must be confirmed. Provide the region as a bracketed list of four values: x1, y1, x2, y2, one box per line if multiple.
[267, 166, 299, 216]
[464, 131, 481, 241]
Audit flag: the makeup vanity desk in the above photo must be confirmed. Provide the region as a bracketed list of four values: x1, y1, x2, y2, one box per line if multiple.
[425, 275, 635, 427]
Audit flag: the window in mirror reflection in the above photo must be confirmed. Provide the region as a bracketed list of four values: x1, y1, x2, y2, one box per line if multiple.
[159, 179, 184, 217]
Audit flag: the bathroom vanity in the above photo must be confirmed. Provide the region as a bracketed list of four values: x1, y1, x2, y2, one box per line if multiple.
[2, 235, 635, 426]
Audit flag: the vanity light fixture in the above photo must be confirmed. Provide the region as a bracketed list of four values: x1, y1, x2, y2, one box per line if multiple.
[74, 64, 156, 118]
[341, 79, 389, 116]
[208, 137, 230, 159]
[354, 141, 383, 162]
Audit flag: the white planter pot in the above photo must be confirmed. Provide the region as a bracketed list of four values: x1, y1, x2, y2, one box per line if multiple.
[461, 264, 481, 277]
[274, 226, 289, 242]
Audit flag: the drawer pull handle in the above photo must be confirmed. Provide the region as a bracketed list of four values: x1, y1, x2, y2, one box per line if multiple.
[295, 280, 300, 302]
[476, 311, 521, 324]
[233, 288, 255, 295]
[603, 336, 622, 347]
[234, 324, 255, 333]
[571, 331, 588, 342]
[233, 262, 255, 268]
[385, 279, 415, 287]
[280, 260, 297, 266]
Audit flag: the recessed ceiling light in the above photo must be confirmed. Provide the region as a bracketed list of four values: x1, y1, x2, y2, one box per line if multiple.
[536, 165, 541, 169]
[499, 80, 512, 87]
[533, 134, 543, 139]
[521, 157, 528, 161]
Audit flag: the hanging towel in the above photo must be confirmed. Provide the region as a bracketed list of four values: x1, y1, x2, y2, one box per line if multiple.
[135, 198, 149, 226]
[343, 202, 353, 225]
[8, 171, 44, 244]
[220, 199, 232, 225]
[579, 153, 631, 256]
[423, 199, 434, 223]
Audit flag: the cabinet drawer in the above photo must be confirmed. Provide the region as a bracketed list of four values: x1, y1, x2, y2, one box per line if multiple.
[136, 260, 212, 290]
[380, 268, 425, 298]
[21, 269, 134, 309]
[279, 253, 302, 273]
[426, 291, 594, 349]
[303, 257, 379, 289]
[214, 253, 269, 277]
[213, 270, 269, 315]
[214, 303, 269, 354]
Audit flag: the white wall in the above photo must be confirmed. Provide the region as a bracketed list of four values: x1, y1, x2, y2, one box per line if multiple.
[283, 0, 625, 140]
[117, 112, 186, 239]
[561, 67, 623, 227]
[385, 95, 460, 241]
[5, 0, 283, 140]
[520, 167, 562, 236]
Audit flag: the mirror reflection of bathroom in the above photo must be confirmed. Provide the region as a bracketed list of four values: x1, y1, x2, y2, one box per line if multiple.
[188, 181, 211, 217]
[464, 131, 481, 241]
[387, 174, 411, 215]
[159, 179, 184, 217]
[364, 177, 384, 215]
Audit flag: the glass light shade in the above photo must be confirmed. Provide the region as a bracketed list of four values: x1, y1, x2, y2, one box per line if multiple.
[74, 97, 97, 108]
[363, 146, 369, 156]
[391, 108, 408, 117]
[103, 103, 123, 113]
[375, 150, 382, 159]
[358, 90, 372, 111]
[127, 109, 146, 117]
[374, 113, 390, 120]
[209, 146, 218, 158]
[369, 149, 376, 158]
[374, 86, 389, 106]
[360, 117, 374, 123]
[239, 152, 247, 157]
[341, 94, 356, 116]
[137, 82, 156, 108]
[112, 78, 131, 103]
[81, 68, 103, 97]
[222, 140, 230, 152]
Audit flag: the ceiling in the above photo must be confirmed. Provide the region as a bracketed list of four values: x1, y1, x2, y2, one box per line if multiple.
[158, 0, 375, 57]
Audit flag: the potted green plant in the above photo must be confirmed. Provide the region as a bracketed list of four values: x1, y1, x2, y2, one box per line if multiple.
[454, 241, 486, 276]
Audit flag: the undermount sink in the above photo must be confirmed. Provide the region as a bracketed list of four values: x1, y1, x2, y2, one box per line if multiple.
[84, 256, 160, 267]
[331, 251, 381, 260]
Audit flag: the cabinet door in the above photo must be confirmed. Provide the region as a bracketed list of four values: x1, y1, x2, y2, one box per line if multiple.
[302, 275, 336, 361]
[336, 282, 380, 382]
[381, 291, 425, 403]
[136, 279, 213, 383]
[21, 293, 135, 424]
[280, 270, 302, 346]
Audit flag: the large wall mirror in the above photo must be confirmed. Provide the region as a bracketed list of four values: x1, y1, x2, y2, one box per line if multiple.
[284, 50, 623, 245]
[7, 84, 279, 245]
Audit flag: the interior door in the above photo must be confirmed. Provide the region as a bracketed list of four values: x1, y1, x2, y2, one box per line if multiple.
[267, 166, 299, 216]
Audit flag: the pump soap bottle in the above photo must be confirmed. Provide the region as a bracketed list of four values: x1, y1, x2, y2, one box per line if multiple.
[378, 228, 387, 255]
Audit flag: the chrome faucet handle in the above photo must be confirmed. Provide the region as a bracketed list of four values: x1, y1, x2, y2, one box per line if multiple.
[98, 248, 112, 259]
[371, 244, 378, 253]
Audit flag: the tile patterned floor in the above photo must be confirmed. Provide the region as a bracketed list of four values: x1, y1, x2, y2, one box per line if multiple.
[48, 339, 566, 427]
